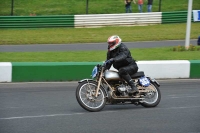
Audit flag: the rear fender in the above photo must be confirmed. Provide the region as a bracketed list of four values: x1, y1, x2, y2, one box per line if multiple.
[147, 77, 160, 87]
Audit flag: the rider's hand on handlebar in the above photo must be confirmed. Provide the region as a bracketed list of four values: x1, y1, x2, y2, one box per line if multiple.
[103, 58, 114, 71]
[104, 58, 114, 66]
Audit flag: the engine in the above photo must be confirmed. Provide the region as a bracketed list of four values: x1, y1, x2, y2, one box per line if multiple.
[116, 84, 131, 96]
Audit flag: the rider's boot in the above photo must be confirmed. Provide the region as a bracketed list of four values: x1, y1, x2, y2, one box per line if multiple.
[128, 79, 140, 96]
[121, 74, 139, 96]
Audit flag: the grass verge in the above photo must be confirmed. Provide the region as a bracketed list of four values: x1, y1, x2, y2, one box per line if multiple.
[0, 47, 200, 62]
[0, 23, 200, 45]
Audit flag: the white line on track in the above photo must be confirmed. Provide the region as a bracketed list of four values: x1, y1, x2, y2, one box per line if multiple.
[0, 111, 117, 120]
[1, 106, 200, 120]
[0, 113, 86, 120]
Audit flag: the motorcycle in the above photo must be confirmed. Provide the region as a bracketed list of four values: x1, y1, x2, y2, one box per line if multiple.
[76, 63, 161, 112]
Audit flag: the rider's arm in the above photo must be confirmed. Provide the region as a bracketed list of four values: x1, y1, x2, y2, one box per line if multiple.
[113, 46, 129, 62]
[106, 51, 112, 69]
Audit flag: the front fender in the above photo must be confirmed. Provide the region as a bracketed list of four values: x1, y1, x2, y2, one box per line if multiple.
[78, 79, 97, 84]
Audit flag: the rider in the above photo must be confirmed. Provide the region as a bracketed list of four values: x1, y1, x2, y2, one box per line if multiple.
[105, 35, 139, 96]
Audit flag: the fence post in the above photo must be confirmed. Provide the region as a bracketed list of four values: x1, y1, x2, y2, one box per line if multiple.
[11, 0, 14, 16]
[158, 0, 162, 12]
[86, 0, 89, 14]
[185, 0, 193, 49]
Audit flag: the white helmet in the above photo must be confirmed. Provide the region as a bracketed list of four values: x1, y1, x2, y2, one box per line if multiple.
[107, 35, 122, 51]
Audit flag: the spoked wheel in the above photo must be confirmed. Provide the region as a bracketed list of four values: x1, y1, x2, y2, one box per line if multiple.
[76, 81, 106, 112]
[140, 82, 161, 107]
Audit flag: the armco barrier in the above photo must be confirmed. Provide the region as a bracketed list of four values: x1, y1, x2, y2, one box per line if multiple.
[0, 60, 200, 82]
[162, 11, 190, 23]
[1, 11, 199, 28]
[75, 12, 161, 28]
[0, 15, 74, 28]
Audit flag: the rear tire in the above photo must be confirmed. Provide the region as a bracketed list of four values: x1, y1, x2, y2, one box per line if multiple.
[76, 81, 106, 112]
[140, 82, 161, 108]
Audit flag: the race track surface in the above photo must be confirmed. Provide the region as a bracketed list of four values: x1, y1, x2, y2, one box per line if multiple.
[0, 79, 200, 133]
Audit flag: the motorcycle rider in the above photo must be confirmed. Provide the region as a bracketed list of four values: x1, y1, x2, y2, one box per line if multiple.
[104, 35, 139, 96]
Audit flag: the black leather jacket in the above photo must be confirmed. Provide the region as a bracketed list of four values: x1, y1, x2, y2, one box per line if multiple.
[106, 43, 136, 70]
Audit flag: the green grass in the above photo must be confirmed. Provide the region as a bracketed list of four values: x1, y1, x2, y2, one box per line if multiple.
[0, 47, 200, 62]
[0, 23, 200, 45]
[1, 23, 200, 62]
[1, 0, 200, 62]
[0, 0, 200, 16]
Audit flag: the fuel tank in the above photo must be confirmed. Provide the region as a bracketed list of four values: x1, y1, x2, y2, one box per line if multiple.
[104, 70, 121, 81]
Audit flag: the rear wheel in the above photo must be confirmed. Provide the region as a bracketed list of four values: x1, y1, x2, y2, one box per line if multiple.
[140, 82, 161, 107]
[76, 81, 106, 112]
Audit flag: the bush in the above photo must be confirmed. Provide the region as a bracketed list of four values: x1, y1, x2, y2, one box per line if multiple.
[172, 44, 200, 52]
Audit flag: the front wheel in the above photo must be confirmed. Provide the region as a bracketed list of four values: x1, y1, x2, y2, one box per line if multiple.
[76, 80, 106, 112]
[140, 82, 161, 108]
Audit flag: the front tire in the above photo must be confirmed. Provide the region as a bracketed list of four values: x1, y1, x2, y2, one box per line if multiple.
[76, 81, 106, 112]
[140, 82, 161, 107]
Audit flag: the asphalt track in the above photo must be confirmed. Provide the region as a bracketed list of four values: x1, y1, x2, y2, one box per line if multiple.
[0, 79, 200, 133]
[0, 40, 197, 52]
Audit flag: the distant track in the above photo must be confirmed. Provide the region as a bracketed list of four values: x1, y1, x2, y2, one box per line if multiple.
[0, 40, 197, 52]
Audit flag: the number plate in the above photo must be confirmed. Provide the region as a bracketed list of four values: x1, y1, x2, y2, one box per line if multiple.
[92, 66, 98, 78]
[139, 76, 150, 87]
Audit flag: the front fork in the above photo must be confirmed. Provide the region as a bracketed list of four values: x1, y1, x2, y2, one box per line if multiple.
[95, 68, 104, 97]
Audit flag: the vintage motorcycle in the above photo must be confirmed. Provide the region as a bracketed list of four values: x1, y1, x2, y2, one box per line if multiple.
[76, 63, 161, 112]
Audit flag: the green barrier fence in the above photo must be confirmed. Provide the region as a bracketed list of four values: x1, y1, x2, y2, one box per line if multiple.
[11, 62, 101, 82]
[0, 15, 74, 28]
[11, 61, 200, 82]
[0, 61, 198, 82]
[190, 60, 200, 78]
[0, 11, 197, 28]
[162, 11, 193, 23]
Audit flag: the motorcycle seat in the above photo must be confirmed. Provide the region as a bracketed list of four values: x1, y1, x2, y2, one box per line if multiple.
[131, 71, 145, 78]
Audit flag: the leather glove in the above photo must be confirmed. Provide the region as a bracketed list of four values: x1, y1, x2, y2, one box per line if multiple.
[103, 58, 114, 70]
[105, 58, 114, 66]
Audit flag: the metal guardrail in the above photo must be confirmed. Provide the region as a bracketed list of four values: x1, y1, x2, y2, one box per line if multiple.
[0, 15, 74, 28]
[162, 11, 193, 23]
[0, 11, 195, 28]
[75, 12, 162, 28]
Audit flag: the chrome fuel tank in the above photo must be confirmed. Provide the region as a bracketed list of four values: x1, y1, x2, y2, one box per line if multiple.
[104, 70, 121, 81]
